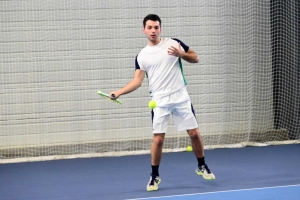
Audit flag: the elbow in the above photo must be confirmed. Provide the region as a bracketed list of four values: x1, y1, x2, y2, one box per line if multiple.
[192, 56, 199, 63]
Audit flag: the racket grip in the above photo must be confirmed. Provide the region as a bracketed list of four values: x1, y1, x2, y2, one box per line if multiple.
[111, 94, 115, 98]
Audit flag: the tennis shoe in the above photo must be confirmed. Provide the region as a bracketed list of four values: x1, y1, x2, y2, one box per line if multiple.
[195, 164, 215, 180]
[146, 173, 161, 191]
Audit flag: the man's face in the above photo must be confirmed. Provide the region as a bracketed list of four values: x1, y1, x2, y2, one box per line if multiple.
[143, 20, 161, 45]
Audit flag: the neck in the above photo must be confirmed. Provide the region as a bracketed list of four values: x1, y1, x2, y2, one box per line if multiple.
[148, 38, 161, 46]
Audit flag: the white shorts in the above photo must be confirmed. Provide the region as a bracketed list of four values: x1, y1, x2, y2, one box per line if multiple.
[151, 87, 198, 133]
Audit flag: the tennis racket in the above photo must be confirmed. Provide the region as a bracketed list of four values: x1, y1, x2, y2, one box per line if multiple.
[97, 91, 122, 105]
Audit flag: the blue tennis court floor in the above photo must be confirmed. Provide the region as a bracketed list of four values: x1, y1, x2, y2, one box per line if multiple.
[0, 144, 299, 200]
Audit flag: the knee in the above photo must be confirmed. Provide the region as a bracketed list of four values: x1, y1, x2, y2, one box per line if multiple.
[153, 134, 164, 147]
[188, 129, 200, 140]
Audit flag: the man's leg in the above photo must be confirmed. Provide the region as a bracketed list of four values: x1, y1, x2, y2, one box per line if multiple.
[187, 128, 215, 180]
[151, 133, 165, 168]
[148, 99, 170, 191]
[187, 128, 204, 158]
[147, 133, 164, 191]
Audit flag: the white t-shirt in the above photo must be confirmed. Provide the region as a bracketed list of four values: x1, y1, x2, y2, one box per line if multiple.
[136, 38, 189, 99]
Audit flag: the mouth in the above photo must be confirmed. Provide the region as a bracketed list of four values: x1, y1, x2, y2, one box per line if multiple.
[150, 35, 156, 38]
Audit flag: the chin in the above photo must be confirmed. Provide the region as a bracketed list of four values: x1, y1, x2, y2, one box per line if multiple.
[150, 38, 158, 42]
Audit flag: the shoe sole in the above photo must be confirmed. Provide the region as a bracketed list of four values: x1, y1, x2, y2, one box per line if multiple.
[147, 187, 158, 191]
[195, 170, 216, 180]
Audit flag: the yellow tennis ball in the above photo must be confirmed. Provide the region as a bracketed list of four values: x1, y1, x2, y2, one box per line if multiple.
[186, 146, 193, 152]
[148, 100, 157, 109]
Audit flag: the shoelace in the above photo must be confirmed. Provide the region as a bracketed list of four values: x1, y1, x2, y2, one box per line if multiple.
[149, 175, 159, 186]
[201, 165, 211, 174]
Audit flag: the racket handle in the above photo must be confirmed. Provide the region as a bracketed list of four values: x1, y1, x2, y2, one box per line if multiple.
[111, 94, 115, 98]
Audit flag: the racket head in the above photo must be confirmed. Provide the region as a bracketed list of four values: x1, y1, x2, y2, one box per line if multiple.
[97, 91, 122, 105]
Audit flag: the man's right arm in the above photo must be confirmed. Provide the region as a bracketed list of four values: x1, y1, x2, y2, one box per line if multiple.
[110, 69, 145, 99]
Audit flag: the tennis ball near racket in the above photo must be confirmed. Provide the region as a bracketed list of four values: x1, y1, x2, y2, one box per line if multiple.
[186, 146, 193, 152]
[148, 100, 157, 109]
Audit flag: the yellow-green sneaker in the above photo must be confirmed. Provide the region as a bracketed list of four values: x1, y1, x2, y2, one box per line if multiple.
[195, 164, 216, 180]
[146, 173, 161, 191]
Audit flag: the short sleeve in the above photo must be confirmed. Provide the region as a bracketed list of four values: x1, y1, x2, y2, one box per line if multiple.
[171, 38, 189, 52]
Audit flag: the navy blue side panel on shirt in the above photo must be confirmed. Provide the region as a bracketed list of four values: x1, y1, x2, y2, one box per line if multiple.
[135, 55, 140, 70]
[171, 38, 189, 52]
[135, 54, 148, 78]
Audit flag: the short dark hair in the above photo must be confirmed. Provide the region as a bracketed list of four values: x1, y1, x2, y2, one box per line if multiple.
[143, 14, 161, 27]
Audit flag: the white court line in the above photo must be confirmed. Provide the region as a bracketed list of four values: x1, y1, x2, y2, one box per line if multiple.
[124, 184, 300, 200]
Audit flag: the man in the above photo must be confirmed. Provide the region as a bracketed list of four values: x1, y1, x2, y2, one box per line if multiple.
[110, 14, 215, 192]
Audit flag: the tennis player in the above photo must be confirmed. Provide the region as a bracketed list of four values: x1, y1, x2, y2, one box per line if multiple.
[110, 14, 215, 191]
